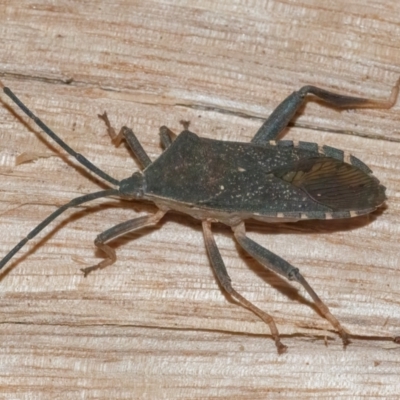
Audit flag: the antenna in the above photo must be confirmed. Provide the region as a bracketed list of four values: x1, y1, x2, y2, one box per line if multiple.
[1, 82, 120, 186]
[0, 189, 120, 270]
[0, 82, 122, 270]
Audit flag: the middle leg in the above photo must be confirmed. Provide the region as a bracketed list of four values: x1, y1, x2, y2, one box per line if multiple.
[159, 126, 177, 149]
[202, 220, 287, 354]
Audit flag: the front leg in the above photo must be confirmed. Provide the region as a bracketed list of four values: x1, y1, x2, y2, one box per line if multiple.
[98, 112, 152, 168]
[81, 209, 166, 277]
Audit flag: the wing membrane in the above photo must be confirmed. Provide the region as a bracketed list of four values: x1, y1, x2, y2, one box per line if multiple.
[274, 157, 386, 211]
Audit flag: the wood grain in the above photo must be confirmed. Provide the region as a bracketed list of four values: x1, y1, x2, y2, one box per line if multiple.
[0, 0, 399, 398]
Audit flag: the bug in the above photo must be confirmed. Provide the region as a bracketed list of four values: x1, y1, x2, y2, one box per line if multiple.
[1, 78, 398, 353]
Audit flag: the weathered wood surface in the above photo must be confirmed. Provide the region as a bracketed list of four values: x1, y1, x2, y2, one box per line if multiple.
[0, 1, 399, 398]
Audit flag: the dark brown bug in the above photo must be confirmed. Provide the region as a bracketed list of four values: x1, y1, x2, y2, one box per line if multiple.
[1, 78, 398, 353]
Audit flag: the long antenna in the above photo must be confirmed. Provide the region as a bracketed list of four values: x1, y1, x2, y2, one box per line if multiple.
[0, 188, 120, 270]
[1, 82, 120, 186]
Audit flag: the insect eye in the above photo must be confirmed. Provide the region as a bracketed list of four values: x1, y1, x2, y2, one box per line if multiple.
[119, 172, 146, 198]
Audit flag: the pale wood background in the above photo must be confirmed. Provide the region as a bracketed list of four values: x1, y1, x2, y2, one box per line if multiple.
[0, 1, 400, 398]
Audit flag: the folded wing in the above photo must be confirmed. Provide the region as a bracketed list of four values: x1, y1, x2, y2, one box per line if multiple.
[273, 157, 386, 211]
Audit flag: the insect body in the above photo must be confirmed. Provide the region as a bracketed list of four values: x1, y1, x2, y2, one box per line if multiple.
[1, 78, 398, 353]
[144, 133, 385, 222]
